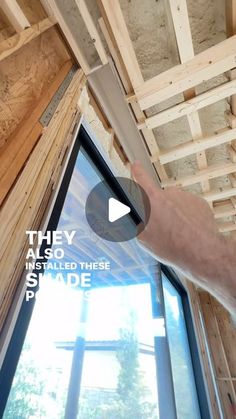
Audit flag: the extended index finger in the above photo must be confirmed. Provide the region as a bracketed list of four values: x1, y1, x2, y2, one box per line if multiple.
[131, 161, 159, 197]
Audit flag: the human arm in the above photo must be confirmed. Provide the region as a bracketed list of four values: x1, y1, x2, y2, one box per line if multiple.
[132, 162, 236, 319]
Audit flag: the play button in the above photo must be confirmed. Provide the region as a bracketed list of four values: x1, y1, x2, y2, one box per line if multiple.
[108, 198, 130, 222]
[85, 177, 150, 242]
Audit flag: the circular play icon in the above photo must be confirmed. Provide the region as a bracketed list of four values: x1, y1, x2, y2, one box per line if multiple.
[85, 177, 150, 242]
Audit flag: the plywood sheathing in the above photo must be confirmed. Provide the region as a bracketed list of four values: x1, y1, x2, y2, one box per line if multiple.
[0, 27, 70, 145]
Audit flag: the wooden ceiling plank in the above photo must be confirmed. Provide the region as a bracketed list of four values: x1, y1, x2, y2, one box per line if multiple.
[40, 0, 91, 74]
[0, 0, 30, 32]
[0, 16, 56, 62]
[168, 0, 210, 192]
[162, 161, 236, 188]
[98, 0, 143, 89]
[141, 79, 236, 130]
[155, 127, 236, 165]
[75, 0, 107, 65]
[135, 34, 236, 110]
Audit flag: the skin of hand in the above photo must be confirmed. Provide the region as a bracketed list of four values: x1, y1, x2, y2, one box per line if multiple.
[131, 161, 236, 318]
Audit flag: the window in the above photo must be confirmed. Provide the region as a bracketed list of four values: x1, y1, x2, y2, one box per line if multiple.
[1, 126, 209, 419]
[163, 275, 201, 419]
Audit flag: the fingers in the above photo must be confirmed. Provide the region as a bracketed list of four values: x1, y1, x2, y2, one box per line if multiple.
[131, 161, 159, 197]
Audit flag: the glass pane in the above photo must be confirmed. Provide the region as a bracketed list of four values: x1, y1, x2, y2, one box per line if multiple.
[3, 143, 158, 419]
[163, 275, 201, 419]
[79, 284, 159, 419]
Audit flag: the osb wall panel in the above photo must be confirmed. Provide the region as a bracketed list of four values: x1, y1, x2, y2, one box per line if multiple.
[0, 27, 70, 146]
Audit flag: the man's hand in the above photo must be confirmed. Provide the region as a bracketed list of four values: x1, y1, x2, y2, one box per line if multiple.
[132, 161, 236, 318]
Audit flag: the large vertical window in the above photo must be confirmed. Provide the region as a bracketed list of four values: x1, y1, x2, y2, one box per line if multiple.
[1, 126, 207, 419]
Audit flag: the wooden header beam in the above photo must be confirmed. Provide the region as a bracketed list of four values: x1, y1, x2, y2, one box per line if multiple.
[135, 34, 236, 109]
[98, 0, 143, 89]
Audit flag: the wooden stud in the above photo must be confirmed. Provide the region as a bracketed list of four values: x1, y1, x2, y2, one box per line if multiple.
[0, 16, 56, 62]
[162, 161, 236, 188]
[135, 35, 236, 110]
[98, 0, 143, 89]
[199, 292, 236, 417]
[40, 0, 91, 74]
[187, 284, 221, 419]
[155, 127, 236, 165]
[141, 79, 236, 130]
[0, 0, 30, 32]
[0, 70, 85, 261]
[75, 0, 108, 65]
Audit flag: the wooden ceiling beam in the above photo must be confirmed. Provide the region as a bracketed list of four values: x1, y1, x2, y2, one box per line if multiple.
[75, 0, 107, 65]
[139, 79, 236, 130]
[135, 34, 236, 110]
[213, 202, 236, 219]
[201, 186, 236, 202]
[40, 0, 91, 74]
[162, 161, 236, 188]
[0, 0, 30, 32]
[154, 127, 236, 165]
[218, 220, 236, 233]
[97, 0, 143, 89]
[168, 0, 210, 192]
[97, 2, 168, 182]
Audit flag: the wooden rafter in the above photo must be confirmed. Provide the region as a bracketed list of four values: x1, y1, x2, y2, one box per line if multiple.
[0, 0, 30, 32]
[138, 78, 236, 130]
[213, 202, 236, 219]
[40, 0, 91, 74]
[134, 34, 236, 110]
[97, 0, 143, 89]
[162, 161, 236, 188]
[154, 127, 236, 165]
[75, 0, 108, 65]
[97, 0, 169, 182]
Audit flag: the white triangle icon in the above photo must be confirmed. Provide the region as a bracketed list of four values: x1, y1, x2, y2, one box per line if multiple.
[108, 198, 131, 223]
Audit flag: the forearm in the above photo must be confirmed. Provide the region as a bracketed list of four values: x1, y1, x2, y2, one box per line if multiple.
[181, 233, 236, 317]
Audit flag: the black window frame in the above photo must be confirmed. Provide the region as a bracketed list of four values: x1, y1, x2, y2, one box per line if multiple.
[0, 125, 210, 418]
